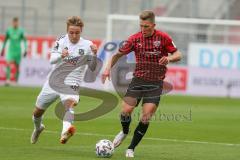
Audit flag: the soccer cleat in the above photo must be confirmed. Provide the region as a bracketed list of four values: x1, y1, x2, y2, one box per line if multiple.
[113, 131, 128, 148]
[60, 125, 76, 144]
[126, 149, 134, 158]
[31, 124, 45, 144]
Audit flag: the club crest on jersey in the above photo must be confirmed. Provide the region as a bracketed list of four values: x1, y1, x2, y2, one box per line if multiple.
[78, 49, 85, 55]
[153, 41, 161, 48]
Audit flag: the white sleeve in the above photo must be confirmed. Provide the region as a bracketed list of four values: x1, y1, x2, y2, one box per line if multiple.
[50, 40, 63, 64]
[50, 52, 62, 64]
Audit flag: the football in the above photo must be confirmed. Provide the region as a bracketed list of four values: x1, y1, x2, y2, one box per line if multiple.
[95, 139, 114, 158]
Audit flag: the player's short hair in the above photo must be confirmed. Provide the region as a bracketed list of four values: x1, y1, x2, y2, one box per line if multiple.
[139, 10, 155, 23]
[67, 16, 84, 29]
[13, 17, 19, 22]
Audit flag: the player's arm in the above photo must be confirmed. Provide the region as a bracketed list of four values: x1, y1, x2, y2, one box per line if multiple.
[21, 30, 28, 57]
[1, 30, 9, 56]
[101, 51, 125, 83]
[159, 34, 182, 65]
[102, 37, 134, 83]
[87, 44, 98, 71]
[159, 50, 182, 65]
[50, 40, 68, 64]
[168, 50, 182, 62]
[50, 48, 68, 64]
[108, 51, 125, 69]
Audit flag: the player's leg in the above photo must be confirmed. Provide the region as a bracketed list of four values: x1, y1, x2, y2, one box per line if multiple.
[113, 97, 141, 148]
[128, 102, 157, 149]
[5, 52, 16, 84]
[31, 82, 58, 144]
[32, 107, 45, 130]
[113, 77, 142, 148]
[126, 98, 160, 158]
[14, 55, 21, 81]
[5, 61, 14, 85]
[121, 97, 137, 134]
[59, 95, 79, 144]
[127, 79, 163, 153]
[31, 107, 46, 144]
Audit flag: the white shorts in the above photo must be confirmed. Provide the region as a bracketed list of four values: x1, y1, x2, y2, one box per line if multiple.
[35, 81, 79, 110]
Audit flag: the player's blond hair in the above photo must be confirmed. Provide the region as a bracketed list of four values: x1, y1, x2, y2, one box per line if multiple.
[67, 16, 84, 30]
[139, 10, 155, 23]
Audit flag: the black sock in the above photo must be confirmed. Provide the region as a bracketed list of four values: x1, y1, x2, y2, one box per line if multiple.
[120, 113, 131, 134]
[128, 121, 149, 150]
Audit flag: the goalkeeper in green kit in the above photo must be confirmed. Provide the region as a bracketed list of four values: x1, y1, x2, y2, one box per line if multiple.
[1, 17, 27, 85]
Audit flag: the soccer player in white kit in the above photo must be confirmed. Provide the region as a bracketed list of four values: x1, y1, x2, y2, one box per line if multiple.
[31, 16, 98, 144]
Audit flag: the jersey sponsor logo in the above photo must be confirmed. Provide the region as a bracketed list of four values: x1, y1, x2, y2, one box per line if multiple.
[63, 56, 79, 65]
[142, 51, 162, 56]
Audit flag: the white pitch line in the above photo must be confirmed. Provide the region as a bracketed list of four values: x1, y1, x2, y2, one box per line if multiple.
[0, 126, 239, 147]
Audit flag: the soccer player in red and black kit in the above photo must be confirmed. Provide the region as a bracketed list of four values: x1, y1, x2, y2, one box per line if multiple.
[102, 10, 182, 158]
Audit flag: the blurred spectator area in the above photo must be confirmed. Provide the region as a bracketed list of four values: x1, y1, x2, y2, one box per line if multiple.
[0, 0, 239, 40]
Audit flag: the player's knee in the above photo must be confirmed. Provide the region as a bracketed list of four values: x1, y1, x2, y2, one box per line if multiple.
[122, 101, 135, 114]
[140, 113, 152, 124]
[33, 107, 45, 117]
[121, 106, 134, 114]
[63, 99, 77, 109]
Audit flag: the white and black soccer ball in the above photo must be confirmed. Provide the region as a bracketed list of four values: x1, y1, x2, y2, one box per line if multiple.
[95, 139, 114, 158]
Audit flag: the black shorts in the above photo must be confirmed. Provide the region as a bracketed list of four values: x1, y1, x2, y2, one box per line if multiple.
[124, 77, 163, 107]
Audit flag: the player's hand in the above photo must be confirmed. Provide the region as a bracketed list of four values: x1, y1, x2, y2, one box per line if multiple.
[23, 51, 27, 57]
[101, 69, 110, 84]
[0, 50, 4, 57]
[159, 56, 169, 65]
[61, 48, 69, 58]
[90, 44, 98, 55]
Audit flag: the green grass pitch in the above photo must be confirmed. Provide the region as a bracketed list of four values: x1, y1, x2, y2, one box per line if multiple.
[0, 86, 239, 160]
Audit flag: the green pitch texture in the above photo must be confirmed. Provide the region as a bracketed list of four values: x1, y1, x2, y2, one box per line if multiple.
[0, 86, 239, 160]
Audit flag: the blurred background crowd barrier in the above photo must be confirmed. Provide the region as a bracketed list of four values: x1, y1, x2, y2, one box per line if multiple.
[0, 0, 240, 98]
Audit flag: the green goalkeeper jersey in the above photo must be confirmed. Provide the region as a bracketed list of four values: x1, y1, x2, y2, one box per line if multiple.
[3, 27, 27, 55]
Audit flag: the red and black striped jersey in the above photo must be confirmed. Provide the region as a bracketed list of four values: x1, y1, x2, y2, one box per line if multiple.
[119, 30, 177, 81]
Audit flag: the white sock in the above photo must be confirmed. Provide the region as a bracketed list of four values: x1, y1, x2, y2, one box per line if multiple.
[62, 108, 74, 135]
[32, 115, 42, 130]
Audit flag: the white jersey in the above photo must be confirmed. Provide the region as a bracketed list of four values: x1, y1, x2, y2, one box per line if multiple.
[48, 34, 94, 86]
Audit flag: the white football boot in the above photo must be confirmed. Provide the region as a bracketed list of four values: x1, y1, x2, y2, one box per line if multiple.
[126, 149, 134, 158]
[113, 131, 128, 148]
[31, 124, 45, 144]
